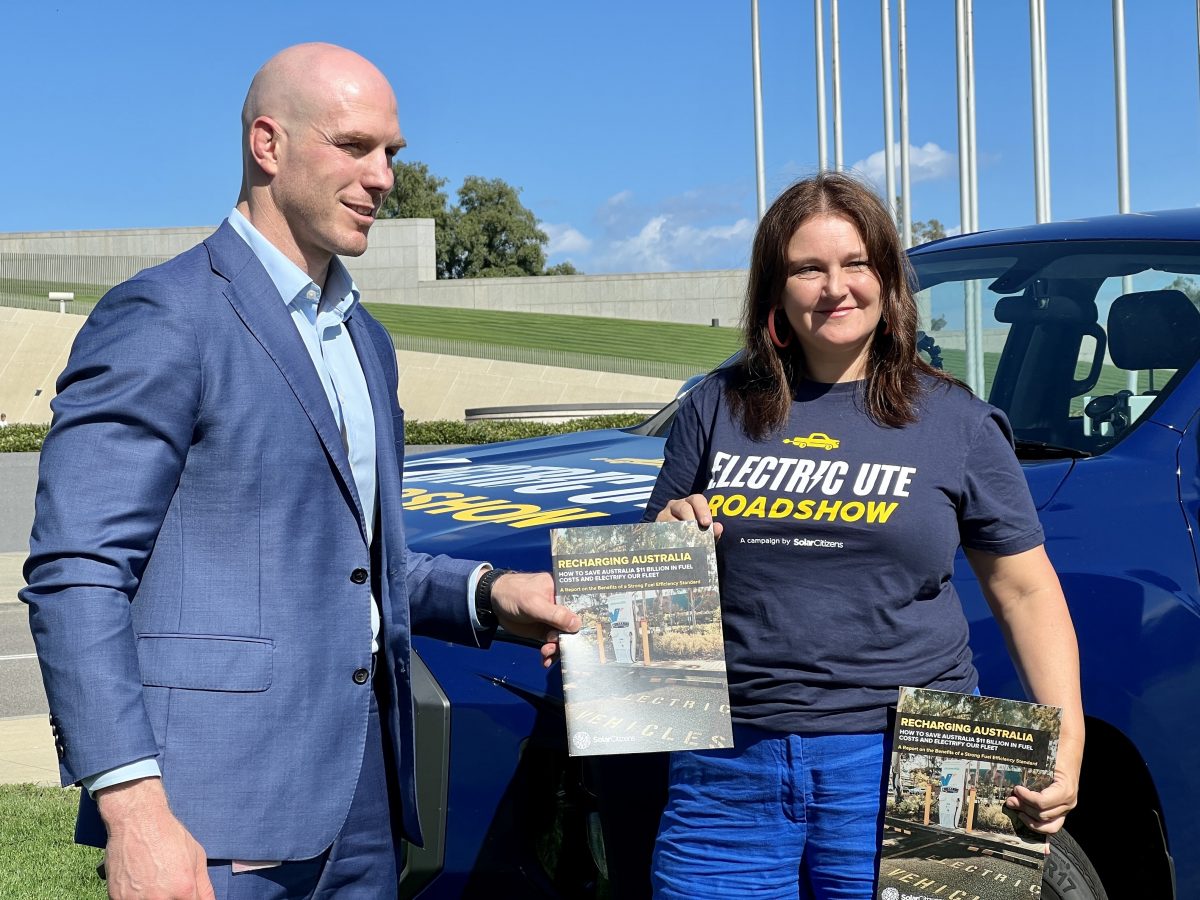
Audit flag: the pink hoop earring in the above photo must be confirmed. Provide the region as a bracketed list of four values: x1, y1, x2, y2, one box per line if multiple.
[768, 307, 792, 349]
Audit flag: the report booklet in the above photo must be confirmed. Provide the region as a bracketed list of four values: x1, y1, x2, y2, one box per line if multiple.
[877, 686, 1063, 900]
[550, 521, 732, 757]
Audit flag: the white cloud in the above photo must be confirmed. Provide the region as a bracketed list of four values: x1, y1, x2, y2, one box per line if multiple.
[543, 186, 757, 274]
[597, 190, 636, 230]
[599, 214, 755, 273]
[542, 222, 592, 255]
[849, 141, 956, 189]
[603, 216, 671, 271]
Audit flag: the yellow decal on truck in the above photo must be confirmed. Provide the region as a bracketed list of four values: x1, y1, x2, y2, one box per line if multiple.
[402, 488, 610, 529]
[590, 457, 664, 468]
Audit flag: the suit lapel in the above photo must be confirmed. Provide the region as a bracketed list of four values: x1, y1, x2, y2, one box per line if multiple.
[205, 223, 365, 538]
[347, 312, 412, 626]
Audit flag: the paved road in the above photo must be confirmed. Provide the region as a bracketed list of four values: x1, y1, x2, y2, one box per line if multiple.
[0, 603, 45, 719]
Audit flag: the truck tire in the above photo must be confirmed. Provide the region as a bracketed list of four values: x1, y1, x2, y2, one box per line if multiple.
[1043, 829, 1109, 900]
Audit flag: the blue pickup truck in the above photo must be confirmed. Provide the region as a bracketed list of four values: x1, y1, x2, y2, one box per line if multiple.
[397, 209, 1200, 899]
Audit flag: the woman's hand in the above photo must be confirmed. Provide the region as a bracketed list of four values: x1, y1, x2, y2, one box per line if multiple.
[655, 494, 723, 539]
[965, 546, 1085, 836]
[1004, 763, 1079, 834]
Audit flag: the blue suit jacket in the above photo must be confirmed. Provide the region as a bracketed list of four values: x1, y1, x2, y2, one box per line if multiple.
[23, 221, 484, 860]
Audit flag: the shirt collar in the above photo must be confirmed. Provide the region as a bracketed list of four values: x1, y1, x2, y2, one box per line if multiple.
[227, 209, 360, 318]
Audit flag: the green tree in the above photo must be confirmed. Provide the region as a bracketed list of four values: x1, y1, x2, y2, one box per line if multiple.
[379, 161, 455, 277]
[380, 162, 581, 278]
[1165, 276, 1200, 307]
[380, 160, 449, 220]
[912, 217, 947, 245]
[446, 176, 549, 278]
[895, 196, 947, 246]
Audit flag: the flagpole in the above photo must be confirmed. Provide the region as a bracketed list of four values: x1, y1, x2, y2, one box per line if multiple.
[881, 0, 896, 218]
[751, 0, 767, 220]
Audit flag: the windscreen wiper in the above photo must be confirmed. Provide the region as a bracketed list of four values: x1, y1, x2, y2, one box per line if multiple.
[1013, 439, 1092, 459]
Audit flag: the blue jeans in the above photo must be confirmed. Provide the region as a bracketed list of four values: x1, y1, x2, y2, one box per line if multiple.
[652, 725, 888, 899]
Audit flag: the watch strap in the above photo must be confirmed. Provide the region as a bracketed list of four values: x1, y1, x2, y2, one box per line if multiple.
[475, 568, 513, 630]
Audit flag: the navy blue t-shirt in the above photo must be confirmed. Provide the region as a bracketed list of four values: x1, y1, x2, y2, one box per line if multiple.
[644, 369, 1044, 735]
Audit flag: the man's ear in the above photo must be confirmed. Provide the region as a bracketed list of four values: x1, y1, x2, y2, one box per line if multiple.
[248, 116, 284, 177]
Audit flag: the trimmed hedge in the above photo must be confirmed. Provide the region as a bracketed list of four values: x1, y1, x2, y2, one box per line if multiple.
[404, 414, 646, 446]
[0, 415, 648, 453]
[0, 423, 49, 453]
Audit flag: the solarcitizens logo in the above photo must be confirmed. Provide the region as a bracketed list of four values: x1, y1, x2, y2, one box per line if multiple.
[793, 537, 843, 548]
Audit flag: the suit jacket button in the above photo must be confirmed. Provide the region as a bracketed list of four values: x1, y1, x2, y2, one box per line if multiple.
[350, 568, 369, 585]
[352, 668, 370, 685]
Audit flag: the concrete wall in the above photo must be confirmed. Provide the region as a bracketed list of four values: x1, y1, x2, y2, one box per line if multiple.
[395, 349, 679, 421]
[0, 218, 437, 304]
[0, 225, 213, 258]
[0, 307, 86, 423]
[1, 220, 746, 326]
[409, 268, 747, 327]
[348, 218, 437, 294]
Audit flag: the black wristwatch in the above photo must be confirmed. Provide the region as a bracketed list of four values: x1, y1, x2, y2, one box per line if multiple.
[475, 568, 513, 630]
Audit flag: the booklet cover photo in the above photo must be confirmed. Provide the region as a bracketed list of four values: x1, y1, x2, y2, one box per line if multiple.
[550, 521, 732, 757]
[877, 686, 1062, 900]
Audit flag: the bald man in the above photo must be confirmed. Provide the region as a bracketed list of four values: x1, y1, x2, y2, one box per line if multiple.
[23, 43, 578, 899]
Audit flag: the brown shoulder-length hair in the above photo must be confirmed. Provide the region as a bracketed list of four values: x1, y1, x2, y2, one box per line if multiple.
[729, 171, 953, 439]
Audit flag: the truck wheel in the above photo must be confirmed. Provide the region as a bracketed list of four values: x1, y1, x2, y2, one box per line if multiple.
[1043, 829, 1109, 900]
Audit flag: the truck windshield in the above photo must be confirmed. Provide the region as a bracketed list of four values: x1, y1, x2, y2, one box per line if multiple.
[909, 239, 1200, 457]
[635, 239, 1200, 458]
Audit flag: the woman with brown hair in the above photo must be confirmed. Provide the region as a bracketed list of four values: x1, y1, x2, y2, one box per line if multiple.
[645, 172, 1083, 898]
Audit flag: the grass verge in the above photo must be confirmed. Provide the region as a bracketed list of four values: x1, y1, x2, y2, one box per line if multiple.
[0, 784, 104, 899]
[366, 303, 738, 379]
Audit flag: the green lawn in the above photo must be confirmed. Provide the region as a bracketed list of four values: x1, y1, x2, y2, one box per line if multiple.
[365, 303, 741, 380]
[0, 785, 104, 899]
[0, 277, 102, 315]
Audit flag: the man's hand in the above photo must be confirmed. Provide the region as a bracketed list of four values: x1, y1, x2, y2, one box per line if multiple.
[488, 571, 581, 668]
[655, 494, 723, 539]
[95, 777, 214, 900]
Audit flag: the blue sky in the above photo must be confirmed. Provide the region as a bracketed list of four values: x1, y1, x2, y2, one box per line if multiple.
[4, 0, 1199, 274]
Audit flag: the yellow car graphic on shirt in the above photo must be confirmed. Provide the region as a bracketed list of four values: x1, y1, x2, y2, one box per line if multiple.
[783, 432, 840, 451]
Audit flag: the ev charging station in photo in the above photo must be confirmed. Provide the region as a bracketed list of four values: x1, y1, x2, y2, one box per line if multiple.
[937, 758, 970, 828]
[607, 593, 639, 664]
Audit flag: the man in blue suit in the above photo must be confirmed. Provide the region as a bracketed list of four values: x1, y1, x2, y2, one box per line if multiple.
[22, 43, 580, 899]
